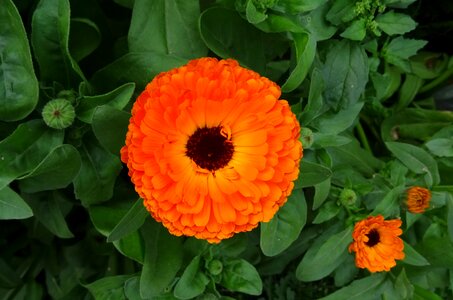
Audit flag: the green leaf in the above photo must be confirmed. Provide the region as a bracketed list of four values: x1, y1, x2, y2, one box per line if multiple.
[77, 82, 134, 124]
[322, 40, 369, 109]
[128, 0, 207, 59]
[25, 192, 74, 238]
[221, 258, 262, 296]
[313, 102, 364, 135]
[31, 0, 85, 87]
[318, 273, 386, 300]
[301, 68, 327, 126]
[298, 3, 337, 41]
[395, 74, 423, 111]
[281, 32, 316, 93]
[73, 133, 122, 206]
[370, 69, 401, 102]
[245, 0, 267, 24]
[107, 199, 148, 242]
[394, 269, 414, 300]
[0, 0, 39, 121]
[413, 285, 443, 300]
[85, 275, 133, 300]
[90, 52, 186, 92]
[173, 256, 209, 299]
[371, 185, 405, 218]
[383, 37, 427, 72]
[425, 138, 453, 157]
[294, 161, 332, 188]
[447, 194, 453, 242]
[312, 133, 352, 148]
[340, 19, 366, 41]
[376, 11, 417, 35]
[69, 18, 101, 61]
[326, 0, 356, 25]
[18, 144, 81, 193]
[296, 226, 353, 282]
[416, 236, 453, 268]
[92, 106, 130, 155]
[276, 0, 328, 13]
[199, 7, 286, 74]
[260, 189, 307, 256]
[0, 258, 21, 288]
[402, 242, 430, 266]
[313, 201, 341, 224]
[313, 178, 331, 210]
[0, 120, 64, 190]
[386, 142, 440, 187]
[0, 186, 33, 220]
[140, 220, 183, 298]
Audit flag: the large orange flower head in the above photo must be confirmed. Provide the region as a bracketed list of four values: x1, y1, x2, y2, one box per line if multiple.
[349, 215, 405, 272]
[406, 186, 431, 214]
[121, 58, 303, 243]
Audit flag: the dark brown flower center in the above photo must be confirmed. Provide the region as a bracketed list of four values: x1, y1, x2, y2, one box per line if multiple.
[186, 126, 234, 172]
[365, 229, 380, 247]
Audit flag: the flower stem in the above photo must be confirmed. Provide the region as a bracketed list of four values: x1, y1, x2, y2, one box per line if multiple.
[419, 66, 453, 94]
[356, 121, 372, 154]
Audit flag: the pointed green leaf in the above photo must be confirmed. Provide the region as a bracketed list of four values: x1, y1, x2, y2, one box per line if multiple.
[402, 241, 430, 266]
[69, 18, 101, 61]
[313, 178, 331, 210]
[376, 11, 417, 35]
[221, 258, 262, 296]
[371, 185, 405, 218]
[107, 199, 148, 242]
[173, 256, 209, 299]
[92, 106, 130, 155]
[0, 0, 39, 121]
[318, 273, 386, 300]
[260, 189, 307, 256]
[294, 161, 332, 188]
[340, 18, 366, 41]
[85, 275, 133, 300]
[0, 186, 33, 220]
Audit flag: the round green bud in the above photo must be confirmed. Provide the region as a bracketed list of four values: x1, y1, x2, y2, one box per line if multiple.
[340, 188, 357, 207]
[57, 89, 77, 103]
[300, 127, 314, 149]
[207, 259, 223, 276]
[42, 99, 76, 129]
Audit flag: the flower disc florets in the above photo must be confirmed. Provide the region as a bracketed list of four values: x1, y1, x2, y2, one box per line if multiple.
[121, 58, 303, 243]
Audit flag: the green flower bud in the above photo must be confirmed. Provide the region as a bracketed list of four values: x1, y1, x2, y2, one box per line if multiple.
[300, 127, 314, 149]
[57, 89, 77, 104]
[42, 99, 76, 129]
[340, 188, 357, 207]
[207, 259, 223, 276]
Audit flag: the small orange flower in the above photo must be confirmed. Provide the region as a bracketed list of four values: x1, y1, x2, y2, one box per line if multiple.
[406, 186, 431, 214]
[121, 58, 302, 243]
[349, 215, 404, 272]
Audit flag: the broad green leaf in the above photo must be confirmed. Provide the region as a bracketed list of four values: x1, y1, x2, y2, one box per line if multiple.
[383, 37, 427, 72]
[327, 141, 383, 177]
[395, 74, 423, 111]
[0, 0, 38, 121]
[0, 258, 21, 288]
[340, 19, 366, 41]
[73, 133, 122, 206]
[173, 256, 209, 299]
[12, 281, 43, 300]
[312, 133, 352, 149]
[255, 14, 305, 33]
[384, 0, 417, 9]
[275, 0, 328, 13]
[371, 185, 405, 218]
[370, 69, 401, 102]
[425, 138, 453, 157]
[298, 3, 337, 41]
[85, 275, 133, 300]
[416, 236, 453, 268]
[0, 120, 64, 190]
[319, 273, 386, 300]
[386, 142, 440, 186]
[92, 106, 130, 155]
[296, 226, 353, 282]
[394, 269, 414, 300]
[77, 82, 134, 124]
[69, 18, 101, 61]
[376, 11, 417, 35]
[245, 0, 267, 24]
[31, 0, 85, 87]
[199, 7, 286, 74]
[18, 144, 81, 193]
[312, 201, 341, 224]
[128, 0, 207, 58]
[90, 52, 186, 92]
[313, 178, 331, 210]
[326, 0, 356, 25]
[300, 68, 327, 126]
[108, 199, 148, 242]
[447, 194, 453, 242]
[140, 220, 183, 298]
[25, 192, 74, 238]
[322, 40, 369, 109]
[0, 186, 33, 220]
[260, 189, 307, 256]
[402, 242, 430, 266]
[313, 102, 364, 135]
[294, 161, 332, 188]
[281, 32, 316, 93]
[413, 285, 443, 300]
[333, 254, 358, 287]
[221, 258, 262, 296]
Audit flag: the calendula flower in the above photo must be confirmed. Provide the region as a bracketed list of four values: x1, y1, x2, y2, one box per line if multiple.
[406, 186, 431, 214]
[121, 58, 302, 243]
[349, 215, 404, 272]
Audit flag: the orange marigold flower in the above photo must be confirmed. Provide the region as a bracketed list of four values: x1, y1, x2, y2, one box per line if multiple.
[120, 57, 303, 243]
[406, 186, 431, 214]
[349, 215, 404, 272]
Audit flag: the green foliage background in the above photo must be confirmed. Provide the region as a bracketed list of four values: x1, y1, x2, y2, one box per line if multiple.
[1, 0, 453, 299]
